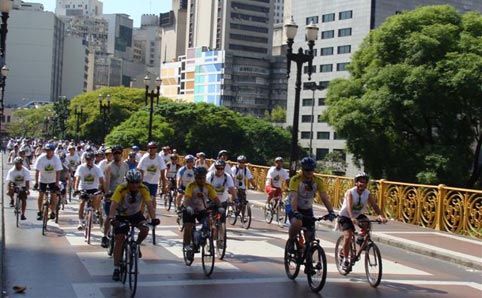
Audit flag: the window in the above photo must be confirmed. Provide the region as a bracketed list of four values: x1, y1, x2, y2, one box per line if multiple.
[334, 132, 345, 140]
[320, 64, 333, 73]
[337, 63, 349, 71]
[338, 45, 351, 54]
[338, 27, 352, 37]
[316, 148, 329, 160]
[318, 98, 326, 106]
[321, 30, 334, 39]
[301, 131, 312, 139]
[319, 81, 330, 89]
[303, 65, 316, 74]
[320, 47, 333, 56]
[306, 16, 319, 24]
[317, 132, 330, 139]
[302, 98, 314, 106]
[339, 10, 353, 20]
[301, 115, 313, 123]
[306, 48, 318, 56]
[322, 13, 335, 22]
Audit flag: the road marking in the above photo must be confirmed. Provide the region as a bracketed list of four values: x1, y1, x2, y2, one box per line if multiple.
[376, 231, 482, 245]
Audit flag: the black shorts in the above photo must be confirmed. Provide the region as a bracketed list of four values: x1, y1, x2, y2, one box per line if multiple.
[79, 189, 99, 201]
[39, 182, 59, 193]
[183, 210, 209, 224]
[338, 214, 368, 231]
[237, 188, 246, 201]
[114, 212, 147, 235]
[288, 208, 315, 232]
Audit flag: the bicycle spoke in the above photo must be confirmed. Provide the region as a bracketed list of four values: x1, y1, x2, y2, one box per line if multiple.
[365, 243, 383, 287]
[307, 245, 327, 292]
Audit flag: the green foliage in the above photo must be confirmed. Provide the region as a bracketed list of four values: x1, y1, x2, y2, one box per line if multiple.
[322, 5, 482, 188]
[318, 151, 348, 174]
[264, 106, 286, 123]
[7, 105, 54, 138]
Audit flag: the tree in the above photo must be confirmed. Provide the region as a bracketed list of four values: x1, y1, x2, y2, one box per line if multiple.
[7, 105, 53, 138]
[322, 5, 482, 188]
[264, 106, 286, 123]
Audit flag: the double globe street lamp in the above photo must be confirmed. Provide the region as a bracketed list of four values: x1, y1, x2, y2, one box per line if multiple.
[73, 105, 83, 143]
[99, 94, 111, 143]
[285, 17, 318, 177]
[143, 75, 161, 142]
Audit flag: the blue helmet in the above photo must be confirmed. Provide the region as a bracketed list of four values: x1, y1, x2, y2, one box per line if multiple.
[44, 143, 55, 150]
[300, 157, 316, 171]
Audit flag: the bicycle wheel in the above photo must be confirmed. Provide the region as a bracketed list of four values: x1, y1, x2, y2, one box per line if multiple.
[177, 212, 184, 232]
[276, 202, 285, 227]
[241, 203, 252, 230]
[55, 197, 61, 224]
[264, 203, 273, 224]
[120, 240, 129, 284]
[151, 224, 156, 245]
[227, 204, 237, 225]
[15, 195, 20, 228]
[334, 235, 349, 275]
[85, 210, 93, 244]
[107, 229, 115, 256]
[365, 242, 383, 287]
[42, 199, 49, 236]
[202, 231, 215, 276]
[284, 238, 300, 279]
[128, 242, 139, 297]
[307, 244, 327, 292]
[164, 192, 172, 211]
[215, 222, 227, 260]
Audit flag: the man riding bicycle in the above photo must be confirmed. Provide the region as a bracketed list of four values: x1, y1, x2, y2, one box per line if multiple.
[265, 156, 290, 205]
[109, 169, 159, 281]
[6, 157, 31, 220]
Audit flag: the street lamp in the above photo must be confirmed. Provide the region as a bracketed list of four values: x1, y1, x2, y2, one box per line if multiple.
[0, 0, 12, 142]
[73, 105, 83, 144]
[285, 17, 318, 177]
[308, 82, 325, 157]
[98, 94, 111, 143]
[143, 75, 162, 142]
[53, 96, 69, 140]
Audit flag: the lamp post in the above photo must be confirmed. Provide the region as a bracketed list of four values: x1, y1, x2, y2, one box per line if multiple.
[53, 96, 69, 140]
[98, 94, 111, 143]
[73, 105, 83, 144]
[143, 75, 162, 142]
[308, 82, 325, 157]
[285, 17, 318, 177]
[0, 0, 12, 142]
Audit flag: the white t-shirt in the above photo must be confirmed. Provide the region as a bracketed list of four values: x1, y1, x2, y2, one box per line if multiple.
[137, 154, 166, 184]
[206, 172, 234, 202]
[34, 153, 63, 183]
[339, 187, 370, 218]
[265, 166, 289, 188]
[6, 166, 31, 187]
[75, 164, 104, 190]
[65, 153, 81, 171]
[231, 165, 253, 189]
[177, 165, 195, 187]
[98, 159, 111, 174]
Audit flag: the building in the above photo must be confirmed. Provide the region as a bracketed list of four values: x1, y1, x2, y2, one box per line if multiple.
[159, 0, 188, 64]
[273, 0, 284, 24]
[285, 0, 482, 175]
[55, 0, 103, 17]
[133, 14, 161, 75]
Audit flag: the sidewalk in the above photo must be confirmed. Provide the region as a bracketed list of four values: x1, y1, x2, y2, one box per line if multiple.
[246, 190, 482, 271]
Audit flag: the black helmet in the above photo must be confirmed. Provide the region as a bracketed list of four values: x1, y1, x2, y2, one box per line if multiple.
[193, 166, 208, 177]
[112, 145, 123, 153]
[84, 152, 95, 160]
[300, 157, 316, 171]
[125, 169, 142, 183]
[354, 172, 369, 183]
[217, 149, 228, 158]
[237, 155, 247, 162]
[214, 159, 226, 168]
[128, 151, 136, 157]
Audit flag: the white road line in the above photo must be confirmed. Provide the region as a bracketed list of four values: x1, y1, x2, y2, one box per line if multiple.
[375, 231, 482, 245]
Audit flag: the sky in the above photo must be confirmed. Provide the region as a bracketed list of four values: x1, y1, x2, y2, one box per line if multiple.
[40, 0, 172, 27]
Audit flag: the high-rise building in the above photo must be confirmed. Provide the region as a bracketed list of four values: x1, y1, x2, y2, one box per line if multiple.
[285, 0, 482, 175]
[159, 0, 187, 64]
[55, 0, 103, 17]
[273, 0, 284, 24]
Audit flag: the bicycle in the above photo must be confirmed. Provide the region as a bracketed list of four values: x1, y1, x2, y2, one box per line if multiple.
[284, 215, 330, 293]
[227, 193, 252, 229]
[213, 210, 227, 260]
[163, 178, 177, 212]
[11, 183, 27, 228]
[55, 181, 67, 224]
[75, 190, 102, 244]
[39, 187, 54, 236]
[334, 219, 384, 287]
[183, 210, 216, 276]
[264, 192, 287, 227]
[176, 189, 185, 231]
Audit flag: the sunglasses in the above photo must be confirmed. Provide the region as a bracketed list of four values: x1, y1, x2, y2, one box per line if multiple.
[215, 167, 224, 170]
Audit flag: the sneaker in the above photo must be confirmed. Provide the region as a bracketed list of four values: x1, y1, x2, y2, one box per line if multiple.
[77, 224, 84, 231]
[138, 247, 142, 259]
[101, 236, 109, 248]
[342, 258, 350, 271]
[112, 268, 120, 281]
[21, 215, 27, 220]
[37, 211, 43, 221]
[49, 212, 56, 220]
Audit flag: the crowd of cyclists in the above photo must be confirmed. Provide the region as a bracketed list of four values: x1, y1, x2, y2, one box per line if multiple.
[4, 137, 387, 283]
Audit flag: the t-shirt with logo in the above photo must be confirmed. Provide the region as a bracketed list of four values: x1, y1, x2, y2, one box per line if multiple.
[184, 182, 218, 213]
[265, 166, 289, 188]
[6, 166, 31, 187]
[112, 183, 151, 216]
[177, 165, 195, 187]
[206, 172, 234, 203]
[289, 174, 326, 210]
[75, 164, 104, 190]
[33, 153, 63, 183]
[137, 154, 166, 184]
[339, 187, 370, 218]
[231, 165, 253, 190]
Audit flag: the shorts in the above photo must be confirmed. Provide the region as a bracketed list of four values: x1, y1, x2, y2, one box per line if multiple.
[39, 182, 59, 193]
[288, 208, 315, 233]
[338, 214, 368, 231]
[237, 188, 247, 201]
[103, 200, 111, 216]
[143, 182, 158, 197]
[79, 189, 99, 201]
[265, 185, 282, 198]
[114, 212, 147, 235]
[183, 209, 208, 224]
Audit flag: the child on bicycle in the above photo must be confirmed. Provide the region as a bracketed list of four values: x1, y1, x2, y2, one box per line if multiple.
[338, 172, 387, 270]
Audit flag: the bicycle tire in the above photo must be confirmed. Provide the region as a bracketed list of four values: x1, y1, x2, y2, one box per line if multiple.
[120, 240, 129, 284]
[151, 224, 156, 245]
[365, 242, 383, 287]
[264, 202, 273, 224]
[107, 229, 115, 256]
[42, 197, 49, 236]
[276, 201, 285, 227]
[15, 195, 20, 228]
[202, 231, 215, 276]
[85, 210, 93, 244]
[177, 212, 184, 232]
[128, 242, 138, 297]
[284, 238, 300, 279]
[55, 197, 61, 224]
[215, 222, 227, 260]
[307, 244, 327, 292]
[334, 235, 350, 275]
[227, 204, 237, 225]
[241, 203, 252, 229]
[164, 192, 172, 211]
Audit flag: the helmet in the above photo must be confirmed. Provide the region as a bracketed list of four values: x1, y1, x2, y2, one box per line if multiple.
[84, 152, 95, 160]
[132, 145, 140, 151]
[170, 154, 178, 160]
[84, 145, 93, 151]
[95, 150, 105, 156]
[128, 151, 136, 157]
[300, 157, 316, 171]
[355, 172, 369, 183]
[44, 143, 55, 150]
[104, 148, 112, 154]
[214, 159, 226, 168]
[185, 154, 195, 162]
[147, 141, 157, 148]
[125, 169, 142, 183]
[193, 166, 208, 177]
[217, 149, 228, 158]
[13, 157, 23, 164]
[197, 152, 205, 157]
[112, 145, 123, 152]
[237, 155, 247, 162]
[275, 156, 283, 162]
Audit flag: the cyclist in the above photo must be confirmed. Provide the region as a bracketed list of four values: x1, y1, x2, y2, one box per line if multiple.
[338, 172, 387, 270]
[165, 153, 181, 193]
[17, 147, 30, 170]
[65, 144, 81, 175]
[175, 154, 195, 210]
[102, 145, 129, 248]
[74, 151, 105, 230]
[208, 150, 234, 177]
[58, 152, 71, 207]
[195, 152, 207, 169]
[109, 169, 159, 281]
[94, 150, 105, 165]
[265, 156, 290, 205]
[288, 157, 336, 248]
[137, 141, 167, 211]
[131, 145, 142, 162]
[33, 143, 63, 221]
[6, 157, 31, 219]
[98, 147, 113, 173]
[182, 167, 221, 252]
[231, 155, 256, 208]
[125, 151, 138, 170]
[159, 145, 172, 166]
[207, 159, 237, 218]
